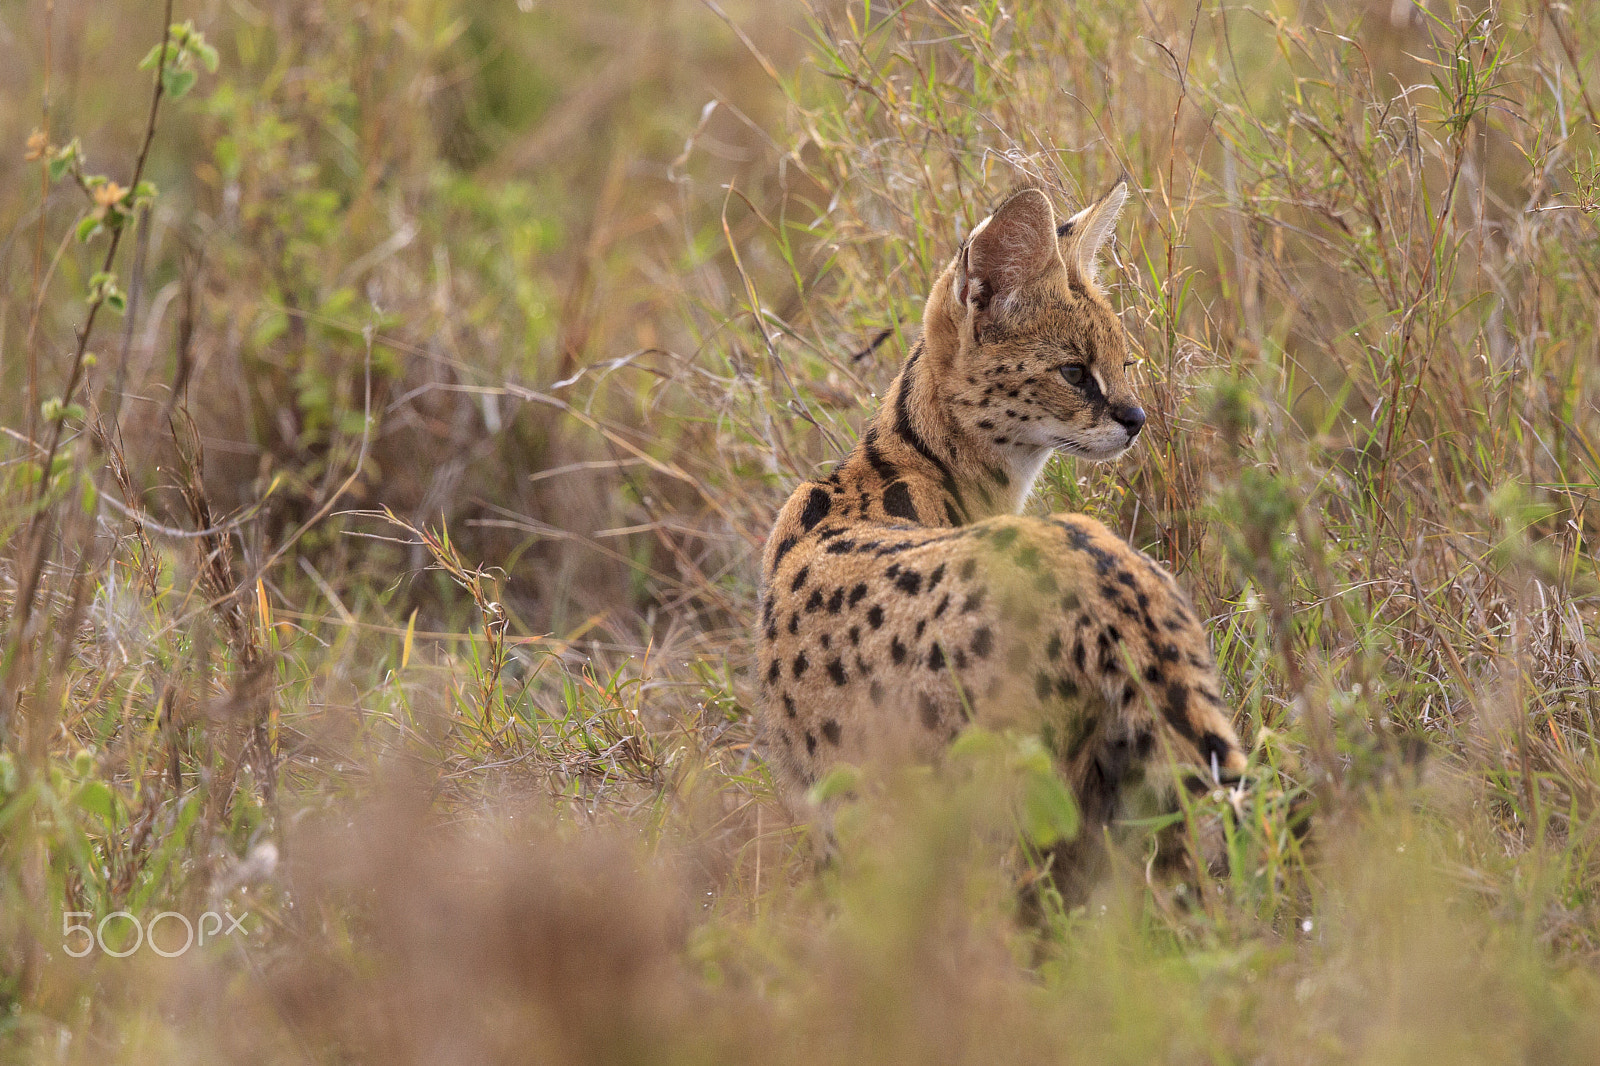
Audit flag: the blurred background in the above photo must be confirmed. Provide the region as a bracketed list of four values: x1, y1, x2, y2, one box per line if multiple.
[3, 0, 1600, 1061]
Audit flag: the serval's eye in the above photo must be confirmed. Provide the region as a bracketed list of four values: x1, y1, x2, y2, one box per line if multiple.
[1059, 365, 1087, 387]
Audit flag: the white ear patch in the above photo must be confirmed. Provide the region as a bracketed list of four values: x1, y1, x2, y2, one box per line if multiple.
[968, 214, 993, 240]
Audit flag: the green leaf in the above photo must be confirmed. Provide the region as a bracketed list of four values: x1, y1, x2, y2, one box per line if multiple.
[163, 67, 197, 99]
[193, 38, 219, 73]
[48, 153, 73, 183]
[1020, 765, 1080, 847]
[807, 763, 861, 804]
[75, 216, 101, 243]
[105, 290, 127, 313]
[947, 726, 1004, 761]
[73, 779, 118, 824]
[138, 42, 167, 71]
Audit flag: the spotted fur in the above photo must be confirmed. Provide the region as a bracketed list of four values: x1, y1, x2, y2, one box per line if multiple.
[757, 185, 1248, 883]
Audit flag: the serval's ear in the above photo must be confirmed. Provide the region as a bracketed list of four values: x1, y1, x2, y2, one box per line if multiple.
[952, 188, 1057, 319]
[1055, 180, 1128, 289]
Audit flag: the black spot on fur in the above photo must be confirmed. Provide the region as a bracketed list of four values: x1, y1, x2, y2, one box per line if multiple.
[891, 638, 907, 664]
[961, 589, 986, 613]
[893, 345, 971, 521]
[959, 558, 978, 581]
[772, 536, 798, 570]
[1059, 522, 1120, 577]
[863, 427, 899, 484]
[1097, 631, 1121, 673]
[806, 732, 818, 755]
[801, 487, 832, 531]
[928, 563, 946, 590]
[805, 589, 824, 612]
[895, 570, 923, 595]
[1144, 665, 1161, 684]
[790, 565, 810, 593]
[827, 588, 846, 614]
[788, 613, 799, 636]
[933, 594, 951, 618]
[919, 693, 941, 730]
[848, 583, 869, 608]
[866, 605, 885, 630]
[826, 659, 848, 686]
[927, 643, 945, 671]
[782, 694, 797, 718]
[824, 539, 859, 555]
[914, 619, 926, 640]
[991, 527, 1019, 549]
[766, 660, 781, 686]
[819, 633, 832, 650]
[1200, 731, 1236, 779]
[823, 719, 842, 745]
[970, 627, 994, 658]
[1164, 683, 1197, 740]
[869, 680, 884, 704]
[1015, 544, 1041, 570]
[792, 652, 809, 679]
[1045, 633, 1062, 660]
[883, 481, 920, 522]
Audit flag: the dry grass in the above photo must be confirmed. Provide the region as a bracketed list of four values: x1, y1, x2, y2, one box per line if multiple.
[3, 0, 1600, 1061]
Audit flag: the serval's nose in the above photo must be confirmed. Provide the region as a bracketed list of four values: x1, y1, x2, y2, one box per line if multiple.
[1111, 403, 1146, 438]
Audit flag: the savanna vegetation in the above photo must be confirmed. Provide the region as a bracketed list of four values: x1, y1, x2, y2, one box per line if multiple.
[3, 0, 1600, 1060]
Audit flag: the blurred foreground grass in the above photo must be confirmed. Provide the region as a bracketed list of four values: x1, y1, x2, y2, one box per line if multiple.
[3, 0, 1600, 1061]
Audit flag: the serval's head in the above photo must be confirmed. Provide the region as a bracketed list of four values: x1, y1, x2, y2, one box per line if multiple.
[924, 183, 1142, 463]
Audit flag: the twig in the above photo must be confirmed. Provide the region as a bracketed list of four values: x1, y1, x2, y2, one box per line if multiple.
[2, 0, 177, 736]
